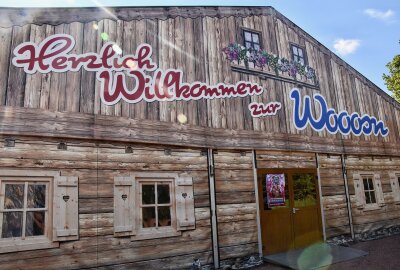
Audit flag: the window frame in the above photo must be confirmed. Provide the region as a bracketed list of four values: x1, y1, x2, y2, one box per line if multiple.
[290, 43, 308, 66]
[390, 172, 400, 204]
[241, 28, 263, 51]
[362, 176, 376, 205]
[132, 173, 181, 240]
[0, 170, 60, 253]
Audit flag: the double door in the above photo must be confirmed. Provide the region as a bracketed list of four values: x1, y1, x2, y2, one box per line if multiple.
[258, 168, 323, 255]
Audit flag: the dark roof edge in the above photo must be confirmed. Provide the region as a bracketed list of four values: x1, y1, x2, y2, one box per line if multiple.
[0, 6, 273, 28]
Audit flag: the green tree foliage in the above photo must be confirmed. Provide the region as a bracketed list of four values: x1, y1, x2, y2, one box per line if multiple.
[383, 48, 400, 102]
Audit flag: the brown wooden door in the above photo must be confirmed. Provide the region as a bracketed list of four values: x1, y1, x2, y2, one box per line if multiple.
[258, 169, 323, 255]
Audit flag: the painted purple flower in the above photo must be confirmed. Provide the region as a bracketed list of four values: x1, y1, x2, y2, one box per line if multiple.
[279, 58, 290, 72]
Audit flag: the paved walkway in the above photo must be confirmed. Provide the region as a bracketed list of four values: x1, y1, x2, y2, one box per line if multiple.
[252, 234, 400, 270]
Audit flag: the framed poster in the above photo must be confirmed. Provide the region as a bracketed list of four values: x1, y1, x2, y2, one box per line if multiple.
[266, 174, 285, 207]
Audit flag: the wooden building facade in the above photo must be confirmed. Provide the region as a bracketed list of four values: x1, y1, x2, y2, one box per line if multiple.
[0, 6, 399, 269]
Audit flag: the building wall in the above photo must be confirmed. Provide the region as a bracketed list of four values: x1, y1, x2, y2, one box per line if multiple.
[214, 150, 258, 260]
[0, 136, 212, 270]
[346, 155, 400, 235]
[0, 7, 399, 155]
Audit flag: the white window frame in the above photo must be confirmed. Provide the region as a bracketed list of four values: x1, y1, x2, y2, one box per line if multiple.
[113, 172, 196, 240]
[133, 173, 180, 240]
[362, 175, 377, 208]
[390, 172, 400, 204]
[0, 170, 60, 253]
[353, 172, 385, 211]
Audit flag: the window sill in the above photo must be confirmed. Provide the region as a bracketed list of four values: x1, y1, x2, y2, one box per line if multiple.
[0, 237, 59, 253]
[362, 203, 385, 212]
[230, 63, 320, 90]
[131, 228, 181, 241]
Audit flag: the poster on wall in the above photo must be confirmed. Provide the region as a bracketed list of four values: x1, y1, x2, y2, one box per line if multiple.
[266, 174, 285, 207]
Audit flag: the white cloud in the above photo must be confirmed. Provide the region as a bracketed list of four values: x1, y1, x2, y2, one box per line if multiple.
[364, 8, 395, 21]
[333, 39, 361, 56]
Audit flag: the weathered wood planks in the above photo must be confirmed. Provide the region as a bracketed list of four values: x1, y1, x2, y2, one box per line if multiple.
[0, 11, 399, 152]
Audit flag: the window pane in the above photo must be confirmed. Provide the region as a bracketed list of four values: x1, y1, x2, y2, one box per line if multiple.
[365, 191, 371, 204]
[254, 44, 260, 51]
[300, 58, 305, 66]
[245, 42, 252, 49]
[4, 184, 25, 209]
[157, 184, 170, 204]
[293, 173, 317, 207]
[27, 184, 46, 208]
[370, 191, 376, 204]
[298, 48, 303, 57]
[26, 211, 45, 236]
[368, 178, 374, 190]
[363, 178, 369, 191]
[244, 31, 251, 41]
[1, 212, 23, 238]
[292, 46, 298, 55]
[158, 206, 171, 227]
[142, 207, 156, 228]
[398, 177, 400, 187]
[252, 33, 259, 43]
[142, 184, 155, 204]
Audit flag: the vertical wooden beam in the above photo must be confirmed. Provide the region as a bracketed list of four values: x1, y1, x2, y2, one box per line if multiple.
[315, 153, 327, 241]
[207, 149, 219, 269]
[341, 154, 355, 239]
[252, 150, 263, 257]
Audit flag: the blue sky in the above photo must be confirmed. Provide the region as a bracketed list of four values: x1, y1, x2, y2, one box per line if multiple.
[2, 0, 399, 96]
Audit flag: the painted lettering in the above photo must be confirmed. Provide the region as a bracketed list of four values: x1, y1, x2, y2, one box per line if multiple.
[290, 88, 389, 137]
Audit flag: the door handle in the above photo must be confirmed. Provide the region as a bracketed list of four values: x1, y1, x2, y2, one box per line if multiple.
[292, 208, 300, 214]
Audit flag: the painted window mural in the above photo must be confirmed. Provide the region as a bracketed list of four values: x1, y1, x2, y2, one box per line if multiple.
[141, 182, 172, 228]
[1, 182, 48, 238]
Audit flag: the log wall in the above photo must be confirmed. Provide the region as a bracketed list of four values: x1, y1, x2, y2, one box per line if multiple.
[317, 154, 351, 238]
[346, 155, 400, 234]
[0, 135, 212, 270]
[214, 150, 258, 260]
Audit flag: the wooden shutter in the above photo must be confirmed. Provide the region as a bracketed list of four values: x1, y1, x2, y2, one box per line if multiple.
[114, 176, 135, 236]
[373, 174, 385, 206]
[389, 173, 400, 203]
[53, 176, 79, 241]
[175, 176, 195, 231]
[353, 173, 365, 209]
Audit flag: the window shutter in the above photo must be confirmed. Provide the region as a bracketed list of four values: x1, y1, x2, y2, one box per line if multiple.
[53, 176, 79, 241]
[114, 176, 135, 236]
[353, 173, 365, 209]
[175, 176, 195, 231]
[373, 174, 385, 206]
[389, 173, 400, 203]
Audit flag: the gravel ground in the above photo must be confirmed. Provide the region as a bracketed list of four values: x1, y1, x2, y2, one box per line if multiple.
[251, 234, 400, 270]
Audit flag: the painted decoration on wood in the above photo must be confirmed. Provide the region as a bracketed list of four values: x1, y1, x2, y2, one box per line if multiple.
[266, 174, 285, 207]
[290, 88, 389, 137]
[11, 34, 280, 116]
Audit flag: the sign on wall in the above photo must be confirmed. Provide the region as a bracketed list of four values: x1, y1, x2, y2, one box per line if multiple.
[266, 174, 286, 207]
[290, 89, 389, 137]
[11, 34, 388, 137]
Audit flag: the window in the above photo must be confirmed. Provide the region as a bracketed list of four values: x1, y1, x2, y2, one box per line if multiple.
[243, 29, 261, 51]
[291, 44, 307, 66]
[353, 173, 385, 210]
[0, 170, 78, 253]
[389, 172, 400, 203]
[1, 181, 49, 239]
[138, 179, 176, 236]
[363, 177, 376, 204]
[114, 173, 195, 240]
